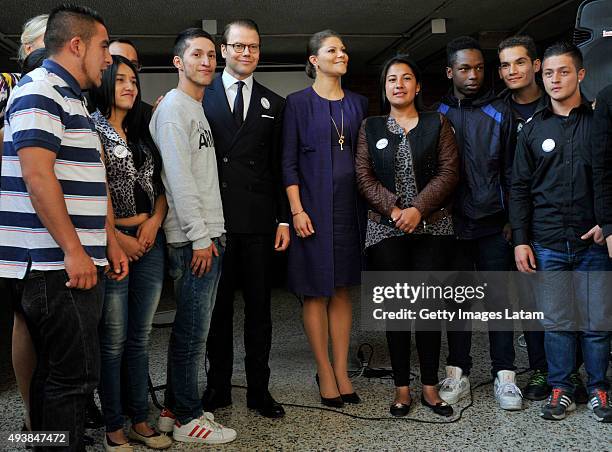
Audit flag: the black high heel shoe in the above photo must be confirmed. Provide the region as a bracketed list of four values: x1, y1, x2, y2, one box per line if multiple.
[341, 392, 361, 404]
[420, 394, 453, 417]
[315, 374, 344, 408]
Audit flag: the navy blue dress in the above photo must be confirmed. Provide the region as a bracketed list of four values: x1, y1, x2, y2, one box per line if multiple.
[282, 87, 368, 297]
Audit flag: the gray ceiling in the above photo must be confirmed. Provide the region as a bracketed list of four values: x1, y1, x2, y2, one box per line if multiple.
[0, 0, 584, 74]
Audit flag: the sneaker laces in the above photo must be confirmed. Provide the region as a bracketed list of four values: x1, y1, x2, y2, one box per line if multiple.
[197, 413, 224, 432]
[439, 376, 459, 391]
[548, 388, 563, 405]
[496, 381, 523, 397]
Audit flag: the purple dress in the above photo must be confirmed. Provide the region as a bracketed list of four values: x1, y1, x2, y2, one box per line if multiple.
[330, 100, 361, 287]
[282, 87, 368, 297]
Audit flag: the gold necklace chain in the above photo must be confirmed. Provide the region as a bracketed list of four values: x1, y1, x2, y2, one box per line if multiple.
[330, 101, 345, 150]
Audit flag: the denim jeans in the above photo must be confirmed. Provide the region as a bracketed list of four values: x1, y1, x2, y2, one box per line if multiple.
[452, 232, 516, 377]
[533, 241, 612, 393]
[164, 237, 225, 424]
[18, 268, 104, 452]
[99, 229, 165, 432]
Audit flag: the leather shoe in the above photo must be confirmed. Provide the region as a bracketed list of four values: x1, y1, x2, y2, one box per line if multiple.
[341, 392, 361, 404]
[421, 394, 453, 417]
[247, 392, 285, 419]
[201, 387, 232, 411]
[389, 400, 412, 417]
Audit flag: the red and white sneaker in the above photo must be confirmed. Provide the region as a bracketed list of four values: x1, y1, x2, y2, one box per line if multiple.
[157, 408, 176, 434]
[173, 414, 236, 444]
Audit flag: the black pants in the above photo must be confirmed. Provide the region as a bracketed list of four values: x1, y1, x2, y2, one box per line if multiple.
[16, 269, 104, 452]
[451, 232, 515, 377]
[206, 232, 274, 401]
[367, 234, 456, 387]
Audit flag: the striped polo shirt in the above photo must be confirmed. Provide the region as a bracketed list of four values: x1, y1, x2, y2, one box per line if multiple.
[0, 59, 108, 279]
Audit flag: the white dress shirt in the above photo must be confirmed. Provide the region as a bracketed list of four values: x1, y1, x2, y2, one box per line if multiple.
[222, 70, 253, 121]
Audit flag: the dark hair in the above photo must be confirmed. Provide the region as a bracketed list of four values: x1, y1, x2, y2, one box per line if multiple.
[44, 3, 105, 56]
[90, 55, 143, 144]
[110, 39, 139, 58]
[305, 29, 343, 79]
[498, 35, 538, 61]
[21, 47, 48, 76]
[222, 19, 260, 44]
[542, 41, 583, 70]
[379, 55, 423, 112]
[173, 28, 215, 58]
[446, 36, 482, 67]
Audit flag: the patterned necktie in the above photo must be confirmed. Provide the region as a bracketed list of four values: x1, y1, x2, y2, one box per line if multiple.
[233, 80, 245, 127]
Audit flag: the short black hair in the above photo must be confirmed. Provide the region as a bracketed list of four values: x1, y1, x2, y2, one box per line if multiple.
[44, 3, 106, 56]
[110, 38, 139, 59]
[542, 41, 583, 70]
[222, 19, 260, 44]
[446, 36, 482, 67]
[21, 47, 48, 76]
[498, 35, 538, 61]
[379, 54, 423, 112]
[173, 28, 215, 58]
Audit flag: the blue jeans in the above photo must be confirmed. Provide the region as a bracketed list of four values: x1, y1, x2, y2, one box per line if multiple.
[533, 241, 612, 393]
[99, 229, 165, 432]
[164, 237, 225, 424]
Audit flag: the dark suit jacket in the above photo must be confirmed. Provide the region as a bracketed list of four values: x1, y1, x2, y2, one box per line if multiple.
[203, 75, 289, 234]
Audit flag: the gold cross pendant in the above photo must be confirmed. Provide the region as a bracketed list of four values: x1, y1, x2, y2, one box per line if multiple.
[338, 136, 344, 150]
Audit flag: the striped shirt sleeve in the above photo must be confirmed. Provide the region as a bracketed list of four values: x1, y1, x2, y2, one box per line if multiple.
[8, 82, 64, 154]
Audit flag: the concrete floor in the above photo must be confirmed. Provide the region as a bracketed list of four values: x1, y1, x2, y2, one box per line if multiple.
[1, 288, 611, 451]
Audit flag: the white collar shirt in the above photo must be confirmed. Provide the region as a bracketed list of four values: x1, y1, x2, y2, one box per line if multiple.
[222, 70, 254, 121]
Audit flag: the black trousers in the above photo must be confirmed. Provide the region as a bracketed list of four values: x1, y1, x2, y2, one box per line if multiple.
[15, 269, 104, 452]
[206, 232, 274, 400]
[367, 234, 455, 387]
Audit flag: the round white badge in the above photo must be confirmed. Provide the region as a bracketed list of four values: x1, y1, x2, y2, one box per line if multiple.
[113, 145, 129, 159]
[261, 97, 270, 109]
[376, 138, 389, 150]
[541, 139, 556, 153]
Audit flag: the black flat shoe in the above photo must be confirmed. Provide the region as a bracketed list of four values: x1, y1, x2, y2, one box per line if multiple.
[421, 394, 453, 417]
[320, 395, 344, 408]
[390, 400, 412, 417]
[341, 392, 361, 404]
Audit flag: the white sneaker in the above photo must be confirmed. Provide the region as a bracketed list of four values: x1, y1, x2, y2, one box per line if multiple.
[157, 408, 175, 434]
[494, 370, 523, 411]
[173, 414, 236, 444]
[439, 365, 471, 404]
[158, 408, 215, 434]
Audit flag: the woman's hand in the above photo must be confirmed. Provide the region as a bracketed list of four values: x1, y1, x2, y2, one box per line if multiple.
[117, 230, 146, 262]
[137, 217, 162, 252]
[293, 211, 315, 238]
[395, 207, 422, 234]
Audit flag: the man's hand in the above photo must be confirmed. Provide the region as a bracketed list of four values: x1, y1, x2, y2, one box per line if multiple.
[105, 237, 129, 281]
[274, 225, 290, 251]
[394, 207, 422, 233]
[515, 244, 537, 273]
[64, 248, 98, 289]
[191, 241, 219, 277]
[117, 231, 146, 262]
[581, 225, 606, 245]
[607, 235, 612, 258]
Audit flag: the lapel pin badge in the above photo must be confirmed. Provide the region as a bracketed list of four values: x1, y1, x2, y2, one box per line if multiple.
[261, 97, 270, 109]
